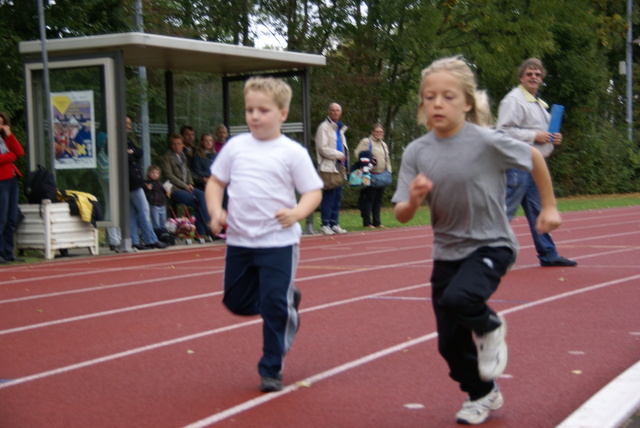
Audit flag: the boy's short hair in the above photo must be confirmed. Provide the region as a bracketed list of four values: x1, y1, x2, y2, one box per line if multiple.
[147, 164, 160, 174]
[244, 77, 292, 111]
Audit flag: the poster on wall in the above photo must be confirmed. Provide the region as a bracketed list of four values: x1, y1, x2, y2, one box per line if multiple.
[51, 90, 96, 170]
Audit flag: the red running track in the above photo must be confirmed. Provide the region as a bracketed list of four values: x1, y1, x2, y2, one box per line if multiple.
[0, 206, 638, 427]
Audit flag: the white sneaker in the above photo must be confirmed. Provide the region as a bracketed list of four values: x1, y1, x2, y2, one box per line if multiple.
[474, 314, 508, 381]
[455, 384, 503, 424]
[330, 225, 347, 234]
[320, 225, 335, 235]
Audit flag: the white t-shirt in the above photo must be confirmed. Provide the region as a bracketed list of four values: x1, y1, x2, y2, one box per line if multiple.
[210, 133, 323, 248]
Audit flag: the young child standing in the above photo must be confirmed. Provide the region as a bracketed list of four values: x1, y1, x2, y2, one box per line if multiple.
[144, 165, 168, 231]
[206, 77, 323, 393]
[392, 56, 562, 425]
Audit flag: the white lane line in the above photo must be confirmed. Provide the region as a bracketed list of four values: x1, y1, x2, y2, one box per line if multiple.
[3, 244, 638, 335]
[2, 226, 639, 305]
[0, 284, 426, 390]
[0, 259, 428, 334]
[0, 270, 221, 304]
[0, 244, 428, 305]
[1, 212, 636, 286]
[0, 292, 220, 335]
[181, 273, 640, 427]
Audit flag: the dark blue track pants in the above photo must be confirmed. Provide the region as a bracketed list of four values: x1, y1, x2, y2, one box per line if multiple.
[222, 244, 300, 379]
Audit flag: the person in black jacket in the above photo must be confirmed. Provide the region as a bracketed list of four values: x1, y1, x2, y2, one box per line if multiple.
[126, 116, 167, 250]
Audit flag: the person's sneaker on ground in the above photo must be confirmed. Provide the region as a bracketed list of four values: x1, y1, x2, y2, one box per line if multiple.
[455, 383, 503, 425]
[540, 256, 577, 267]
[473, 314, 508, 381]
[331, 225, 347, 234]
[320, 225, 335, 235]
[260, 376, 283, 393]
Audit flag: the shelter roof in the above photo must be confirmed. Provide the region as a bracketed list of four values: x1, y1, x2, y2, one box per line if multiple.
[19, 32, 325, 74]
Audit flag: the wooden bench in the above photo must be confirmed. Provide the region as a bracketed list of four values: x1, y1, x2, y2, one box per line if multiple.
[16, 199, 99, 260]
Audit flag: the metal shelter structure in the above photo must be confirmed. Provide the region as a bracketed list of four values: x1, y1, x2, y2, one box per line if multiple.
[19, 32, 326, 251]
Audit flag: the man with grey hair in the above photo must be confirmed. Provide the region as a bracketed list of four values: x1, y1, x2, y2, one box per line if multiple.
[496, 58, 576, 267]
[315, 102, 348, 235]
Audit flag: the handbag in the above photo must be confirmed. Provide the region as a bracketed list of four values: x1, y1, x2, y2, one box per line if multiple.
[348, 168, 371, 187]
[368, 139, 392, 188]
[319, 162, 345, 190]
[371, 169, 392, 188]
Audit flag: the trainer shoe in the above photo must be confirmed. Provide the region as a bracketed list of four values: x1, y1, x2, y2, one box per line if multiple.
[260, 376, 283, 393]
[320, 225, 335, 235]
[540, 256, 577, 267]
[331, 225, 347, 234]
[455, 384, 503, 425]
[474, 314, 508, 381]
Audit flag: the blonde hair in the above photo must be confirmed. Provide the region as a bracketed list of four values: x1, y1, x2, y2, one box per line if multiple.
[474, 89, 494, 128]
[244, 76, 292, 111]
[417, 55, 492, 128]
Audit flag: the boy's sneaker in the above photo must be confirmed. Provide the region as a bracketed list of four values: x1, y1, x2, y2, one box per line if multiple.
[260, 376, 283, 393]
[320, 225, 335, 235]
[455, 384, 503, 425]
[473, 314, 508, 381]
[331, 225, 347, 234]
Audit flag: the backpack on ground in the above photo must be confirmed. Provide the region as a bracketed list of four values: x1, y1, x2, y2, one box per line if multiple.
[24, 165, 57, 204]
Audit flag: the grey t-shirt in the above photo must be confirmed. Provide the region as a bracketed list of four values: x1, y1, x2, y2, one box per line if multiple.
[392, 122, 532, 261]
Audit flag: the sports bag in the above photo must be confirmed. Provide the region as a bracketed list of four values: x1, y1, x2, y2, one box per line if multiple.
[24, 165, 57, 204]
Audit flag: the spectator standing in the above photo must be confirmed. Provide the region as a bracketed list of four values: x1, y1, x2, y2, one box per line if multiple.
[206, 77, 323, 393]
[0, 112, 25, 263]
[125, 117, 167, 251]
[315, 102, 348, 235]
[496, 58, 576, 267]
[353, 123, 391, 228]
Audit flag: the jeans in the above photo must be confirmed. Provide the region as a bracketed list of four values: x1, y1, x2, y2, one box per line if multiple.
[320, 186, 343, 227]
[170, 188, 210, 236]
[130, 188, 158, 245]
[0, 177, 19, 259]
[505, 168, 559, 263]
[150, 205, 167, 231]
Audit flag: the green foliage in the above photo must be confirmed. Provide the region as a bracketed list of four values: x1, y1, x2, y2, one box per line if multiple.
[1, 0, 639, 200]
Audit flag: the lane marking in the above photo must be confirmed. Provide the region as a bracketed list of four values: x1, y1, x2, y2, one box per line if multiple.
[0, 283, 427, 390]
[182, 273, 640, 427]
[2, 245, 638, 334]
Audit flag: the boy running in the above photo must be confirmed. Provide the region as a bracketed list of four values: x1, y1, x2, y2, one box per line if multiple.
[206, 77, 323, 392]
